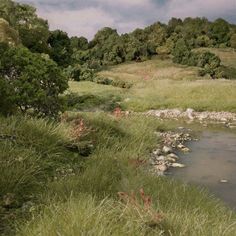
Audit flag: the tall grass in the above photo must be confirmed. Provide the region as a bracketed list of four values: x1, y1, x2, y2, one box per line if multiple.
[15, 113, 236, 235]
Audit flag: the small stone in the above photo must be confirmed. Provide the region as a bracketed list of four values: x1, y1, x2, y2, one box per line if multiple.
[155, 155, 166, 161]
[177, 144, 190, 152]
[166, 157, 176, 163]
[162, 146, 173, 154]
[167, 153, 179, 160]
[220, 179, 228, 183]
[182, 147, 190, 152]
[171, 163, 186, 168]
[153, 149, 162, 156]
[155, 164, 168, 172]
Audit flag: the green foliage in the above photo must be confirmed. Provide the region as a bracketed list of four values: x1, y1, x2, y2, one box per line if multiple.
[64, 64, 95, 82]
[0, 46, 68, 117]
[208, 18, 230, 45]
[48, 30, 73, 67]
[0, 0, 50, 53]
[172, 38, 191, 64]
[0, 18, 19, 45]
[70, 36, 88, 51]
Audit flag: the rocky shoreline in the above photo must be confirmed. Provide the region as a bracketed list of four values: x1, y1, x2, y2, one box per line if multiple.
[145, 109, 236, 128]
[150, 128, 195, 176]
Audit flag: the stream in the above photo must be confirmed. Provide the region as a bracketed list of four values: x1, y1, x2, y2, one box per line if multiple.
[170, 125, 236, 209]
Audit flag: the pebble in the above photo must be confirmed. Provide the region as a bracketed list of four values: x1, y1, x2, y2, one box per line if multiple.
[153, 149, 162, 156]
[162, 146, 173, 154]
[167, 153, 179, 160]
[220, 179, 228, 183]
[171, 163, 186, 168]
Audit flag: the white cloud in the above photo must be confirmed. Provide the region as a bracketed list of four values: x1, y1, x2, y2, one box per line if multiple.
[166, 0, 236, 19]
[37, 7, 115, 39]
[17, 0, 236, 39]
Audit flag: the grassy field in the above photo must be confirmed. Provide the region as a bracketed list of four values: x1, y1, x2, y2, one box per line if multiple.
[6, 113, 235, 236]
[69, 49, 236, 112]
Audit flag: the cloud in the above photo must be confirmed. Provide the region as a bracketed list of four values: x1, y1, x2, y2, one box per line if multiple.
[37, 7, 115, 39]
[16, 0, 236, 39]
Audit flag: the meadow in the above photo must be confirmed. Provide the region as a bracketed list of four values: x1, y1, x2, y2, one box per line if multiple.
[68, 48, 236, 112]
[2, 48, 236, 235]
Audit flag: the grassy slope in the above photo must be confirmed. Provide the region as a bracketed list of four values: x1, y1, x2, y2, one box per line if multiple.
[69, 49, 236, 112]
[16, 113, 236, 235]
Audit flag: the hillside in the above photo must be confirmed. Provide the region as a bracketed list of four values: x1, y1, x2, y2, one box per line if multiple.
[68, 48, 236, 112]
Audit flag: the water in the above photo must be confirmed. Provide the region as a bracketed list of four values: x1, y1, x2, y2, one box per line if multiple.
[171, 128, 236, 208]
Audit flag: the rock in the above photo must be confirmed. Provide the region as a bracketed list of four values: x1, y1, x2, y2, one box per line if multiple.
[152, 149, 162, 156]
[162, 146, 172, 154]
[177, 144, 184, 149]
[177, 144, 190, 152]
[155, 155, 166, 161]
[171, 163, 186, 168]
[220, 179, 228, 183]
[166, 157, 176, 163]
[186, 108, 194, 120]
[182, 147, 190, 152]
[167, 153, 179, 160]
[155, 164, 168, 172]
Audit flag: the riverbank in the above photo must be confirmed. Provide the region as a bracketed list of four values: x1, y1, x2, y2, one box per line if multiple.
[12, 113, 236, 235]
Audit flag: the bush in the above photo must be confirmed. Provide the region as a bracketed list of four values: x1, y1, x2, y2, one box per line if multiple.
[172, 39, 191, 64]
[65, 65, 95, 82]
[0, 46, 68, 117]
[111, 80, 133, 89]
[94, 76, 113, 85]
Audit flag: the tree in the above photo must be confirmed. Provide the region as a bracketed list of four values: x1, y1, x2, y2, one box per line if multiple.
[48, 30, 72, 67]
[172, 39, 191, 64]
[70, 36, 88, 51]
[0, 46, 68, 117]
[0, 18, 19, 45]
[0, 0, 50, 53]
[208, 18, 230, 45]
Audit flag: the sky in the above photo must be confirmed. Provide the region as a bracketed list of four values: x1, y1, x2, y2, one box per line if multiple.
[17, 0, 236, 39]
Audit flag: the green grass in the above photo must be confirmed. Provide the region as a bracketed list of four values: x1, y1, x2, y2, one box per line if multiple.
[3, 49, 236, 235]
[12, 113, 236, 236]
[69, 52, 236, 112]
[0, 116, 87, 235]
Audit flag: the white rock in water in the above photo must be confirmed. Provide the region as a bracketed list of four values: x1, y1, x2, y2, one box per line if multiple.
[166, 157, 176, 163]
[220, 179, 228, 183]
[171, 163, 186, 168]
[162, 146, 173, 154]
[182, 147, 190, 152]
[167, 153, 179, 160]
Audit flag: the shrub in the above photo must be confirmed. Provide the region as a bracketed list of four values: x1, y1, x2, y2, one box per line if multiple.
[94, 76, 113, 85]
[172, 39, 191, 64]
[64, 64, 95, 82]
